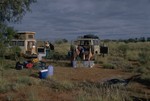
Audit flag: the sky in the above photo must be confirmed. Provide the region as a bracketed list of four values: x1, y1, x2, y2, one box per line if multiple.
[11, 0, 150, 41]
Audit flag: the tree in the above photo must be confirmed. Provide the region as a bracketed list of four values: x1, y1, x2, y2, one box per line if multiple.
[0, 0, 36, 40]
[0, 0, 36, 58]
[0, 0, 37, 40]
[0, 0, 36, 23]
[139, 37, 146, 42]
[147, 37, 150, 42]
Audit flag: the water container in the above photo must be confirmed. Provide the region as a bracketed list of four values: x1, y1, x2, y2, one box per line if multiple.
[38, 54, 42, 61]
[72, 61, 77, 68]
[83, 61, 89, 67]
[39, 69, 48, 79]
[89, 61, 94, 68]
[48, 65, 54, 76]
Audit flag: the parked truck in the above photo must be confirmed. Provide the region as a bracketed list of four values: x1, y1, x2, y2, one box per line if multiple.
[11, 31, 54, 59]
[69, 34, 108, 67]
[11, 31, 37, 58]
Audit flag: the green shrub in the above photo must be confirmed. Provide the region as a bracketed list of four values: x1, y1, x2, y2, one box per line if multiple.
[138, 51, 150, 64]
[126, 50, 139, 61]
[6, 94, 14, 101]
[140, 73, 150, 84]
[4, 46, 21, 60]
[76, 81, 132, 101]
[103, 63, 116, 69]
[26, 90, 39, 101]
[17, 76, 33, 85]
[0, 81, 18, 93]
[135, 67, 148, 74]
[51, 80, 75, 91]
[0, 84, 10, 93]
[118, 44, 129, 58]
[106, 57, 133, 71]
[52, 52, 67, 60]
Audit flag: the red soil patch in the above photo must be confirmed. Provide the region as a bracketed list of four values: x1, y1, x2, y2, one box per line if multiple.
[53, 65, 133, 82]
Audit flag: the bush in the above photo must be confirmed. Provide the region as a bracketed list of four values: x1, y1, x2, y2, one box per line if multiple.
[0, 84, 10, 93]
[140, 73, 150, 84]
[0, 80, 18, 93]
[135, 67, 148, 74]
[75, 81, 132, 101]
[26, 90, 39, 101]
[17, 76, 33, 85]
[4, 46, 21, 60]
[106, 57, 133, 71]
[50, 80, 75, 91]
[138, 51, 150, 64]
[52, 52, 67, 60]
[103, 63, 116, 69]
[126, 50, 139, 61]
[118, 44, 128, 58]
[55, 39, 68, 44]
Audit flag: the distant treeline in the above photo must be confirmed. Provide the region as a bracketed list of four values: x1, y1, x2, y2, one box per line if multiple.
[103, 37, 150, 43]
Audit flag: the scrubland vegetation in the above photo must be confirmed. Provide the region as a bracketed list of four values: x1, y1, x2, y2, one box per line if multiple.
[0, 41, 150, 101]
[1, 1, 149, 100]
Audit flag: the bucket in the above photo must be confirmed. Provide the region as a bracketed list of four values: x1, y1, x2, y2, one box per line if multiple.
[89, 61, 94, 68]
[83, 61, 89, 67]
[48, 65, 54, 76]
[83, 61, 95, 68]
[39, 69, 48, 79]
[72, 61, 77, 68]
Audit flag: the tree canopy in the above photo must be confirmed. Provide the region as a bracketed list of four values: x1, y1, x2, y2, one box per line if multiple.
[0, 0, 36, 41]
[0, 0, 36, 23]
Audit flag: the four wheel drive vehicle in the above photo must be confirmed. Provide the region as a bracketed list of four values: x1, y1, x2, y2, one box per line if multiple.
[11, 31, 37, 58]
[10, 31, 55, 59]
[70, 35, 109, 61]
[75, 38, 101, 55]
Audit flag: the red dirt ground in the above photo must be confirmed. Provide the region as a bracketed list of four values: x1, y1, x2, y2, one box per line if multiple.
[53, 64, 133, 82]
[0, 63, 150, 101]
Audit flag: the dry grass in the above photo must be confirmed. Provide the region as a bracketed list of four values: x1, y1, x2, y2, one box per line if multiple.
[54, 43, 70, 55]
[0, 42, 150, 100]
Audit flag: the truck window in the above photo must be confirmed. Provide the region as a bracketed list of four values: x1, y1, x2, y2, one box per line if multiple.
[80, 40, 84, 45]
[93, 40, 99, 45]
[17, 41, 25, 46]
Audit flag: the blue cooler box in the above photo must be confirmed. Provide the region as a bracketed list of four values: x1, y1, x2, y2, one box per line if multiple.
[39, 69, 48, 79]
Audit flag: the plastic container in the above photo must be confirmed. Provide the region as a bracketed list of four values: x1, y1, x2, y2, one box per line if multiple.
[83, 61, 95, 68]
[83, 61, 89, 67]
[39, 69, 48, 79]
[72, 61, 77, 68]
[48, 65, 54, 76]
[89, 61, 94, 68]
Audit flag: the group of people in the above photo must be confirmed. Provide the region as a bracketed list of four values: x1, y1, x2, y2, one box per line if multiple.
[70, 45, 93, 61]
